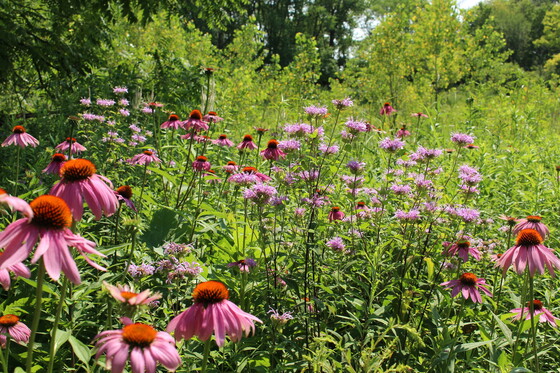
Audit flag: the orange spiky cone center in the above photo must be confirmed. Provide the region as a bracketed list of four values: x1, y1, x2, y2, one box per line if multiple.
[0, 314, 19, 327]
[122, 323, 157, 347]
[459, 272, 477, 286]
[30, 195, 72, 230]
[192, 280, 229, 306]
[60, 159, 96, 181]
[516, 229, 543, 246]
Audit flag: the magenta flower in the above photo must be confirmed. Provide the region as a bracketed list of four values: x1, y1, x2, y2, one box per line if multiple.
[43, 153, 67, 175]
[113, 86, 128, 94]
[104, 282, 161, 306]
[192, 156, 211, 172]
[451, 133, 475, 146]
[167, 281, 262, 347]
[203, 111, 224, 123]
[0, 189, 33, 219]
[2, 126, 39, 148]
[332, 98, 353, 109]
[129, 150, 161, 166]
[261, 140, 286, 161]
[182, 110, 209, 132]
[328, 206, 345, 222]
[411, 112, 428, 118]
[397, 127, 411, 138]
[50, 159, 118, 221]
[213, 134, 235, 147]
[304, 105, 328, 117]
[513, 216, 549, 240]
[326, 236, 346, 252]
[94, 318, 181, 373]
[510, 300, 559, 327]
[227, 258, 257, 272]
[55, 137, 87, 155]
[278, 139, 301, 153]
[237, 134, 258, 150]
[0, 260, 30, 291]
[0, 314, 30, 347]
[497, 228, 560, 277]
[115, 185, 136, 212]
[160, 114, 182, 130]
[443, 238, 481, 262]
[379, 102, 396, 116]
[440, 273, 492, 303]
[379, 137, 405, 153]
[227, 167, 271, 185]
[0, 195, 106, 284]
[243, 184, 278, 205]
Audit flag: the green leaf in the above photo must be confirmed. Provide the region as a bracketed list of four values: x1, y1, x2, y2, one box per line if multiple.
[68, 335, 92, 366]
[424, 257, 434, 280]
[52, 329, 71, 355]
[140, 208, 177, 247]
[456, 340, 494, 352]
[492, 312, 513, 345]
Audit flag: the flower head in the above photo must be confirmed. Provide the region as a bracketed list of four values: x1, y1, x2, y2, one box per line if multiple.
[43, 153, 67, 175]
[443, 239, 481, 262]
[379, 137, 405, 153]
[115, 185, 136, 212]
[451, 133, 475, 146]
[328, 206, 345, 222]
[261, 140, 286, 161]
[182, 110, 209, 132]
[227, 258, 257, 272]
[440, 273, 492, 303]
[513, 216, 549, 240]
[379, 102, 396, 116]
[237, 135, 258, 150]
[104, 282, 161, 306]
[497, 228, 560, 277]
[0, 195, 106, 284]
[304, 105, 328, 117]
[0, 314, 30, 347]
[204, 111, 223, 123]
[55, 137, 87, 155]
[510, 299, 559, 327]
[160, 114, 182, 130]
[213, 134, 235, 147]
[332, 98, 353, 109]
[129, 150, 161, 166]
[2, 126, 39, 148]
[167, 281, 262, 347]
[0, 189, 33, 219]
[94, 318, 181, 373]
[192, 156, 211, 172]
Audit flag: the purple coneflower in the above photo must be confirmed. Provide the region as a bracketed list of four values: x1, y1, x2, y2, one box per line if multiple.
[0, 189, 32, 218]
[227, 258, 257, 272]
[379, 102, 396, 116]
[129, 150, 161, 166]
[50, 159, 118, 221]
[237, 134, 258, 150]
[182, 110, 209, 132]
[167, 281, 262, 347]
[497, 228, 560, 277]
[104, 282, 161, 306]
[204, 111, 224, 123]
[0, 314, 30, 347]
[160, 114, 182, 130]
[328, 206, 345, 222]
[115, 185, 136, 212]
[440, 272, 492, 303]
[513, 216, 549, 240]
[411, 112, 428, 118]
[0, 195, 105, 284]
[0, 259, 30, 291]
[94, 318, 181, 373]
[396, 126, 411, 138]
[443, 238, 481, 262]
[510, 299, 559, 327]
[261, 140, 286, 161]
[213, 134, 235, 147]
[55, 137, 87, 155]
[2, 126, 39, 148]
[223, 161, 239, 174]
[192, 156, 211, 172]
[43, 153, 67, 175]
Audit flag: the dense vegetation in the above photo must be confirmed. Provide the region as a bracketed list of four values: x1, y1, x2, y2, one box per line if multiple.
[1, 0, 560, 372]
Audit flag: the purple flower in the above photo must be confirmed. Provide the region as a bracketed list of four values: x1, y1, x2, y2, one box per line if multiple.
[345, 119, 368, 134]
[163, 242, 193, 255]
[410, 146, 443, 162]
[128, 263, 155, 278]
[80, 98, 91, 106]
[113, 86, 128, 94]
[227, 258, 257, 272]
[440, 272, 492, 303]
[304, 105, 328, 117]
[119, 109, 130, 117]
[278, 139, 301, 153]
[332, 98, 353, 109]
[268, 308, 294, 325]
[451, 133, 475, 146]
[319, 143, 339, 155]
[96, 98, 115, 107]
[118, 98, 129, 106]
[390, 184, 412, 195]
[395, 209, 421, 221]
[243, 184, 278, 205]
[379, 137, 405, 152]
[346, 160, 366, 174]
[326, 237, 346, 252]
[380, 102, 396, 116]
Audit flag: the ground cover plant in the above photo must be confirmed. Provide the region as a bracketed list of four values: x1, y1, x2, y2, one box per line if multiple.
[3, 1, 560, 372]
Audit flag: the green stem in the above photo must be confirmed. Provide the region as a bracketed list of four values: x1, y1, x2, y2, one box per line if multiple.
[0, 338, 8, 373]
[445, 296, 467, 369]
[512, 271, 530, 365]
[47, 278, 69, 373]
[26, 261, 46, 373]
[14, 147, 21, 195]
[201, 339, 212, 373]
[529, 276, 540, 372]
[136, 163, 149, 216]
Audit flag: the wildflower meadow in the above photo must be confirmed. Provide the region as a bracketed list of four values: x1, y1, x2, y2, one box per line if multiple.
[2, 0, 560, 372]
